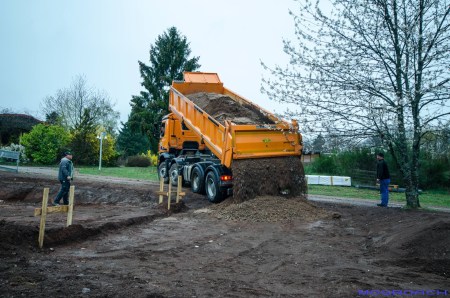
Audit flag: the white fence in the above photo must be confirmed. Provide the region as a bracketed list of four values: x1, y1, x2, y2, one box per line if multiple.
[306, 175, 351, 186]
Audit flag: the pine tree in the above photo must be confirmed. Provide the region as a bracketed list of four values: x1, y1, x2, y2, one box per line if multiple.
[128, 27, 200, 152]
[71, 108, 98, 165]
[116, 121, 151, 157]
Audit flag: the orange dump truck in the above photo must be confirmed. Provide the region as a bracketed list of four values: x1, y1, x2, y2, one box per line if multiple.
[158, 72, 303, 202]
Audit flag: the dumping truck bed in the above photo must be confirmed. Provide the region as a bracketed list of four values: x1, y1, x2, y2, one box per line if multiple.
[159, 72, 306, 202]
[170, 72, 303, 167]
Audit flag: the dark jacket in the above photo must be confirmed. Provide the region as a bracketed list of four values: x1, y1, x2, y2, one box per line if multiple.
[58, 157, 73, 181]
[377, 159, 390, 180]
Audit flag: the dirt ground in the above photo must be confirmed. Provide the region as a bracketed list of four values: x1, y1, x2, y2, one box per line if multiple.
[1, 170, 449, 297]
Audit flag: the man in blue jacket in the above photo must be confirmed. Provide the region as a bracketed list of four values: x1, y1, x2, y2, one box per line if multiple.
[53, 151, 74, 206]
[376, 152, 390, 207]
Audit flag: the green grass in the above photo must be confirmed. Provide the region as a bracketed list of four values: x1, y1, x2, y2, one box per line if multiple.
[77, 166, 159, 181]
[56, 166, 450, 208]
[308, 185, 450, 208]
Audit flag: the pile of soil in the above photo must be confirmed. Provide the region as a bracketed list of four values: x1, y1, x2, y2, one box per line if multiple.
[0, 220, 39, 253]
[210, 196, 333, 223]
[231, 157, 307, 202]
[389, 221, 450, 277]
[187, 92, 275, 125]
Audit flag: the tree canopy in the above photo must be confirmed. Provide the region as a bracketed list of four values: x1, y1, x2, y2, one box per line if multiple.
[262, 0, 450, 208]
[41, 75, 120, 134]
[128, 27, 200, 152]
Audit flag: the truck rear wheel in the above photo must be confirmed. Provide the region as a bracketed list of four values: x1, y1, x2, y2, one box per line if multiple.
[169, 163, 179, 186]
[191, 167, 205, 194]
[158, 162, 169, 184]
[205, 171, 223, 203]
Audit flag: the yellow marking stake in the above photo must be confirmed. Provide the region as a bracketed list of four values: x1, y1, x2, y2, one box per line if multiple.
[38, 188, 49, 249]
[35, 185, 76, 248]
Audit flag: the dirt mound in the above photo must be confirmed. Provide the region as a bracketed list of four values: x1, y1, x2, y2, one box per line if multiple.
[187, 92, 274, 125]
[211, 196, 331, 223]
[398, 221, 450, 277]
[374, 220, 450, 278]
[232, 157, 307, 202]
[403, 221, 450, 259]
[0, 220, 39, 253]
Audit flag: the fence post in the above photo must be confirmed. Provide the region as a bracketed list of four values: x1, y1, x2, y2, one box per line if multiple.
[66, 186, 75, 227]
[38, 188, 49, 249]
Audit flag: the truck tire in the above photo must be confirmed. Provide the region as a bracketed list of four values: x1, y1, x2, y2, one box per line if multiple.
[158, 162, 169, 184]
[205, 171, 223, 203]
[191, 167, 205, 194]
[169, 163, 179, 186]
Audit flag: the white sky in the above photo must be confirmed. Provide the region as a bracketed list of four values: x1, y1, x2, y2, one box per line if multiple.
[0, 0, 297, 124]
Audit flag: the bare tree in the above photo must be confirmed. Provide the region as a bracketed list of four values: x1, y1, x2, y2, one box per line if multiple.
[41, 75, 120, 133]
[262, 0, 450, 208]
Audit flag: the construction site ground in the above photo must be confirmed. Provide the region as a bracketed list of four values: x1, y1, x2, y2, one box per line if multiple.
[1, 169, 449, 297]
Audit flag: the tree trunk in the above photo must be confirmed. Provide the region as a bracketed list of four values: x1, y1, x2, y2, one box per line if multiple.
[405, 185, 420, 208]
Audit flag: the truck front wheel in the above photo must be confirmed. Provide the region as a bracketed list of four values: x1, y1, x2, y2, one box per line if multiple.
[205, 171, 223, 203]
[158, 162, 169, 184]
[191, 167, 205, 194]
[169, 163, 179, 186]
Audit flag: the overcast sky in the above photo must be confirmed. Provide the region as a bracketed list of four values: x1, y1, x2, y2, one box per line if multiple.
[0, 0, 298, 124]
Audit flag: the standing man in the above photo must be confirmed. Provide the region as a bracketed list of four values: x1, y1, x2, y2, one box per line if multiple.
[376, 152, 390, 207]
[53, 151, 74, 206]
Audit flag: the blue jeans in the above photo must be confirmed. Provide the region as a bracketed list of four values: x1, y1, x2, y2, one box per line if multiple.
[54, 180, 71, 205]
[379, 179, 390, 206]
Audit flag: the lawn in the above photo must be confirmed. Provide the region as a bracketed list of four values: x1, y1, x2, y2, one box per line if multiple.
[78, 166, 159, 181]
[308, 185, 450, 208]
[77, 166, 449, 208]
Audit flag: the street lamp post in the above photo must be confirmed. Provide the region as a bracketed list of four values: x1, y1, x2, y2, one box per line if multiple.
[97, 131, 107, 170]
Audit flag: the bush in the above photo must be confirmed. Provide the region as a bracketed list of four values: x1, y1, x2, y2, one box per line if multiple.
[143, 150, 158, 166]
[419, 156, 450, 189]
[310, 154, 338, 175]
[21, 124, 71, 165]
[126, 155, 151, 167]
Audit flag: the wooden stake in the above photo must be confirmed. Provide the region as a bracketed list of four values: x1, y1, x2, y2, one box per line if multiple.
[159, 178, 164, 204]
[34, 205, 68, 216]
[167, 178, 172, 210]
[66, 185, 75, 227]
[176, 175, 182, 203]
[38, 188, 49, 249]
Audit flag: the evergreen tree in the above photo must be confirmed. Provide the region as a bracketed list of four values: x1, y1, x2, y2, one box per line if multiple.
[71, 108, 98, 165]
[116, 121, 151, 157]
[129, 27, 200, 152]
